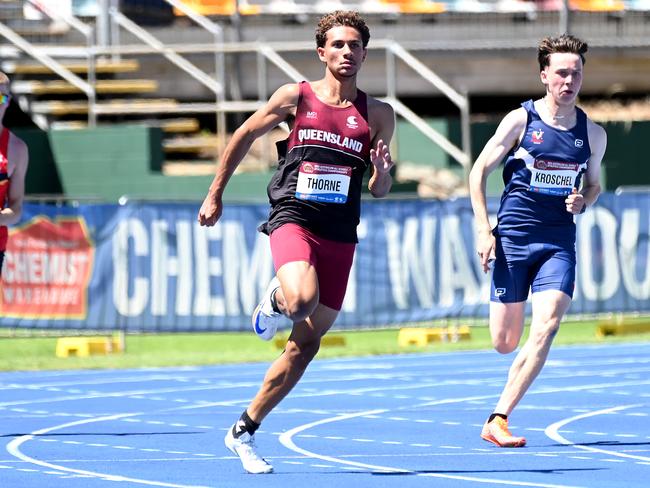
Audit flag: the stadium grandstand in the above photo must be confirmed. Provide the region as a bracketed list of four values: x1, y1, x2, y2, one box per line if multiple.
[1, 0, 650, 199]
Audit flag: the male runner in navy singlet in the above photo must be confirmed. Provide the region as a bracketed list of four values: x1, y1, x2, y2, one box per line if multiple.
[198, 11, 395, 473]
[469, 35, 607, 447]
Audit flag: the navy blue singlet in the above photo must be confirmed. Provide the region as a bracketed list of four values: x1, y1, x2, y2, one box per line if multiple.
[496, 99, 591, 242]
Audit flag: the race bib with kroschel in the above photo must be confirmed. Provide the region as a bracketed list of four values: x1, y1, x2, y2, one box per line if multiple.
[295, 161, 352, 203]
[528, 159, 579, 196]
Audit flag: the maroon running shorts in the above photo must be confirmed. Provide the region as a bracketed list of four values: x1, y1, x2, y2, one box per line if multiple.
[269, 223, 355, 311]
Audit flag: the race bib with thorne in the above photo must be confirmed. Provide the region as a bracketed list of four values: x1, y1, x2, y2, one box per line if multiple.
[295, 161, 352, 204]
[528, 159, 579, 196]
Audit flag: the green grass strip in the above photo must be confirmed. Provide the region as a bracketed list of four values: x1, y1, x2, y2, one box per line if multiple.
[1, 317, 649, 371]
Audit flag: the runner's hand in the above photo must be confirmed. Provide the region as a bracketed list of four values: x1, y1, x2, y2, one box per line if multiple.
[565, 188, 586, 215]
[370, 139, 393, 175]
[476, 229, 496, 274]
[198, 194, 223, 226]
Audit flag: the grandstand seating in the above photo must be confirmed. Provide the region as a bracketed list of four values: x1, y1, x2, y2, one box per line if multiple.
[0, 1, 218, 164]
[71, 0, 100, 17]
[4, 0, 650, 179]
[570, 0, 625, 11]
[380, 0, 446, 13]
[172, 0, 261, 16]
[534, 0, 626, 9]
[260, 0, 310, 14]
[160, 0, 639, 16]
[625, 0, 650, 9]
[170, 0, 443, 15]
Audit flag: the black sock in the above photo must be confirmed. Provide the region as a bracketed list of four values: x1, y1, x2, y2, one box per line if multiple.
[488, 413, 508, 423]
[270, 288, 281, 314]
[232, 410, 260, 438]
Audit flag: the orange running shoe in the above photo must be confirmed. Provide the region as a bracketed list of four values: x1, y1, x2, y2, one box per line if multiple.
[481, 417, 526, 447]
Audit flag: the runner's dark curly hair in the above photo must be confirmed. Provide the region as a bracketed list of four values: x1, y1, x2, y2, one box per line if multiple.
[316, 10, 370, 48]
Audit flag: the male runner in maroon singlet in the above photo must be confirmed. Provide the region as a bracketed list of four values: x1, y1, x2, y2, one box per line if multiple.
[0, 72, 29, 272]
[198, 11, 395, 474]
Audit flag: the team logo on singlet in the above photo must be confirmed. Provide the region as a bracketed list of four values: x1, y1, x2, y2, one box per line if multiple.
[306, 111, 318, 119]
[531, 129, 544, 144]
[575, 139, 583, 147]
[346, 116, 358, 129]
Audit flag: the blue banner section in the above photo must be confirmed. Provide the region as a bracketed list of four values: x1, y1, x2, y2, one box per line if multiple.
[1, 193, 648, 331]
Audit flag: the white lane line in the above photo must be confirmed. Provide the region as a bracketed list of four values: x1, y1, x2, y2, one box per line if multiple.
[279, 409, 582, 488]
[545, 404, 650, 462]
[273, 373, 650, 485]
[6, 414, 211, 488]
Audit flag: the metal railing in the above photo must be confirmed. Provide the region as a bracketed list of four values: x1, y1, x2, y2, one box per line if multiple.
[100, 2, 472, 173]
[381, 40, 471, 176]
[23, 0, 97, 126]
[1, 2, 473, 178]
[0, 15, 96, 126]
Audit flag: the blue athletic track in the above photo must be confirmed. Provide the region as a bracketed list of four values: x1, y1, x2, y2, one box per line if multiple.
[1, 342, 649, 488]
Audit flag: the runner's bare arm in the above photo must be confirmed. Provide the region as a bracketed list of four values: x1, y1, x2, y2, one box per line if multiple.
[469, 108, 526, 272]
[198, 83, 299, 226]
[0, 135, 28, 226]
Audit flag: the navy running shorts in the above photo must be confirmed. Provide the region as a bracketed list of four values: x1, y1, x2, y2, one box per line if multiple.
[490, 234, 576, 303]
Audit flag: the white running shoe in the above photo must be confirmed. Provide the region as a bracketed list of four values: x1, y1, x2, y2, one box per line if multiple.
[252, 277, 287, 341]
[224, 425, 273, 474]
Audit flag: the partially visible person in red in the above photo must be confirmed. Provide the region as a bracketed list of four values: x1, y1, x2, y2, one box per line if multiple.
[0, 72, 29, 272]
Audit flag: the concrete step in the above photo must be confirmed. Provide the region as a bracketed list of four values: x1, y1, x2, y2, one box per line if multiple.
[159, 117, 200, 133]
[48, 118, 201, 133]
[3, 58, 140, 75]
[163, 135, 219, 153]
[162, 160, 217, 176]
[30, 98, 178, 116]
[13, 79, 159, 95]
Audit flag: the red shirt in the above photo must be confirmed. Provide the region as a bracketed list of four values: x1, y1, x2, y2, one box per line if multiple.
[0, 127, 11, 251]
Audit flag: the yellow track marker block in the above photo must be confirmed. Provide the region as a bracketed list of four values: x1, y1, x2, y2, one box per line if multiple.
[596, 319, 650, 338]
[274, 334, 346, 349]
[56, 337, 123, 358]
[398, 326, 471, 347]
